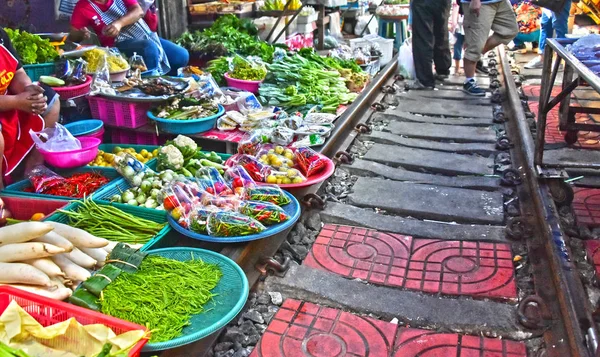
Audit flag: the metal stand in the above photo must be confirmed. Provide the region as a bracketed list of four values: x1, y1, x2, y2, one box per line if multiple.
[535, 38, 600, 174]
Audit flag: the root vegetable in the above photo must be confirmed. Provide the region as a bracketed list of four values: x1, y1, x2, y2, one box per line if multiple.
[104, 241, 118, 253]
[0, 262, 52, 286]
[66, 248, 97, 268]
[81, 247, 108, 266]
[45, 222, 108, 248]
[0, 243, 65, 262]
[2, 284, 73, 300]
[51, 254, 91, 282]
[33, 231, 74, 252]
[0, 222, 53, 245]
[23, 258, 65, 278]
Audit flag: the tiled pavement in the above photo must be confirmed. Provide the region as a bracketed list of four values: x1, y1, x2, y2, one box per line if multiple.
[573, 187, 600, 227]
[250, 299, 527, 357]
[303, 224, 517, 301]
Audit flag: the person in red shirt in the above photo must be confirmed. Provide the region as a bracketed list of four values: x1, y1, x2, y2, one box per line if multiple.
[0, 29, 60, 188]
[69, 0, 188, 75]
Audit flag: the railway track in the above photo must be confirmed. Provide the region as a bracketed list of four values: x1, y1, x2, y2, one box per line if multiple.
[200, 47, 598, 357]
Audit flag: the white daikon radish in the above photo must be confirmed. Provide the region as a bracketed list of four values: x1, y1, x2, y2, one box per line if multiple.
[66, 248, 97, 268]
[104, 241, 117, 253]
[0, 222, 53, 245]
[23, 258, 65, 278]
[45, 222, 108, 248]
[2, 284, 73, 300]
[50, 276, 67, 289]
[81, 247, 108, 266]
[0, 243, 65, 262]
[51, 254, 91, 282]
[33, 231, 74, 252]
[0, 262, 52, 286]
[129, 243, 144, 250]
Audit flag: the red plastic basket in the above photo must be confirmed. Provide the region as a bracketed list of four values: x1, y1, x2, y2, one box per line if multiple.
[88, 96, 150, 129]
[0, 195, 69, 220]
[53, 76, 93, 100]
[110, 130, 171, 145]
[0, 286, 148, 356]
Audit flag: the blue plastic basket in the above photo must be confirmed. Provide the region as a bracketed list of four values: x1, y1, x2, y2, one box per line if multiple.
[64, 120, 104, 136]
[147, 105, 225, 135]
[2, 167, 119, 200]
[24, 62, 55, 82]
[44, 200, 171, 251]
[141, 247, 249, 351]
[168, 191, 301, 243]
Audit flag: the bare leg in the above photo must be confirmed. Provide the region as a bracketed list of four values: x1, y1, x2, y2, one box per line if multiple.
[464, 58, 476, 78]
[482, 33, 505, 54]
[23, 99, 59, 174]
[454, 59, 461, 74]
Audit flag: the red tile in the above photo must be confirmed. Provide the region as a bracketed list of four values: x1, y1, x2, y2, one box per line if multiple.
[574, 188, 600, 227]
[305, 224, 517, 301]
[585, 240, 600, 278]
[250, 299, 398, 357]
[392, 328, 527, 357]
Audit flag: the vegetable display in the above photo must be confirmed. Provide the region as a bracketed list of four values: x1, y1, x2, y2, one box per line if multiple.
[153, 97, 219, 120]
[4, 28, 59, 65]
[228, 56, 267, 81]
[25, 171, 110, 198]
[58, 199, 166, 244]
[89, 146, 157, 167]
[84, 48, 129, 73]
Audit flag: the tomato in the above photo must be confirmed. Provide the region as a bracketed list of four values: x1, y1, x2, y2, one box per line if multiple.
[163, 195, 179, 211]
[30, 213, 45, 221]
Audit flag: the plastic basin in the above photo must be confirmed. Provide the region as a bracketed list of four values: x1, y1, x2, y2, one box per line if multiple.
[224, 73, 263, 94]
[147, 105, 225, 135]
[64, 119, 104, 136]
[39, 137, 101, 169]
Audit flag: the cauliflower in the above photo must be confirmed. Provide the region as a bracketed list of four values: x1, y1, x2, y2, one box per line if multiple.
[173, 135, 197, 152]
[157, 145, 184, 171]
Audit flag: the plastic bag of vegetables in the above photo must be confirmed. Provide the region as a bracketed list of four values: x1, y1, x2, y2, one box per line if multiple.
[113, 153, 156, 187]
[237, 200, 289, 226]
[243, 185, 290, 206]
[206, 210, 266, 236]
[228, 55, 267, 81]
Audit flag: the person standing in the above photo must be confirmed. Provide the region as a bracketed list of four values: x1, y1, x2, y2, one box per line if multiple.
[524, 1, 572, 69]
[407, 0, 452, 90]
[461, 0, 518, 96]
[450, 1, 465, 74]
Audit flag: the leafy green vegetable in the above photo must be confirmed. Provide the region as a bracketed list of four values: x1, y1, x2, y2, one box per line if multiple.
[229, 55, 267, 81]
[4, 28, 59, 64]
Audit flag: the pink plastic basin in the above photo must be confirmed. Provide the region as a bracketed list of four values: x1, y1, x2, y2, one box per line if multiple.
[224, 73, 263, 94]
[39, 137, 101, 169]
[80, 126, 105, 142]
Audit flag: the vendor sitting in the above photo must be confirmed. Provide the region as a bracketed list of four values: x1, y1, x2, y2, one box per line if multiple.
[0, 28, 60, 189]
[69, 0, 189, 76]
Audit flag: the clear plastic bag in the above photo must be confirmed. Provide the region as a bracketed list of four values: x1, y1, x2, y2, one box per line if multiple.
[295, 146, 327, 177]
[195, 167, 234, 196]
[206, 210, 266, 236]
[236, 92, 263, 114]
[27, 165, 65, 193]
[237, 154, 273, 182]
[113, 153, 156, 187]
[279, 113, 303, 130]
[303, 112, 337, 125]
[398, 38, 416, 79]
[89, 53, 115, 96]
[237, 200, 289, 226]
[29, 123, 82, 153]
[570, 34, 600, 61]
[238, 129, 272, 155]
[243, 184, 291, 206]
[129, 52, 148, 72]
[229, 55, 268, 81]
[271, 126, 295, 146]
[266, 168, 306, 185]
[256, 145, 295, 170]
[224, 165, 257, 196]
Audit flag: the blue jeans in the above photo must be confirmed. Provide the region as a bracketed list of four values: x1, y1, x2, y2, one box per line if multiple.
[453, 32, 464, 61]
[116, 38, 189, 76]
[538, 2, 571, 54]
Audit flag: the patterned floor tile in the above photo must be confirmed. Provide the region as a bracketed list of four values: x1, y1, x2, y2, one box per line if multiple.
[573, 188, 600, 227]
[393, 328, 527, 357]
[304, 225, 517, 301]
[249, 299, 397, 357]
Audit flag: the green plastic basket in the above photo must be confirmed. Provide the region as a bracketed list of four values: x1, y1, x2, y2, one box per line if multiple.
[87, 144, 159, 174]
[2, 167, 120, 200]
[44, 200, 171, 252]
[142, 247, 249, 351]
[24, 62, 55, 82]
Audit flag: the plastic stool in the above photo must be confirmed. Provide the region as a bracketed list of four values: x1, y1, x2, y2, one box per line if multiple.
[377, 16, 408, 50]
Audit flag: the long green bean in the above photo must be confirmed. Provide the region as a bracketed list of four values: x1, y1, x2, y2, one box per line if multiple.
[100, 256, 222, 342]
[58, 199, 165, 244]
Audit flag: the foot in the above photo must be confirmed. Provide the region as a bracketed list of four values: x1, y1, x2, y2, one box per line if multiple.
[435, 73, 449, 82]
[463, 78, 485, 96]
[476, 60, 489, 75]
[508, 43, 526, 53]
[524, 56, 543, 69]
[405, 80, 434, 90]
[532, 42, 539, 50]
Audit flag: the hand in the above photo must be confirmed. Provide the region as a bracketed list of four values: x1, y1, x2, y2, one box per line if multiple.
[449, 22, 456, 33]
[103, 22, 122, 38]
[470, 0, 481, 16]
[80, 27, 91, 40]
[13, 91, 47, 115]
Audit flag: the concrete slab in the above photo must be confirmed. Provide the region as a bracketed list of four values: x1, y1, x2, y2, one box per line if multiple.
[361, 132, 497, 155]
[265, 264, 524, 338]
[385, 121, 497, 143]
[398, 91, 492, 106]
[443, 76, 491, 86]
[393, 99, 493, 118]
[377, 112, 493, 127]
[544, 148, 600, 167]
[344, 159, 500, 190]
[348, 177, 504, 224]
[363, 143, 494, 176]
[321, 202, 508, 242]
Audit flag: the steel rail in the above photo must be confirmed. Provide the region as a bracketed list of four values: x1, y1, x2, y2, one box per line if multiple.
[499, 45, 596, 357]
